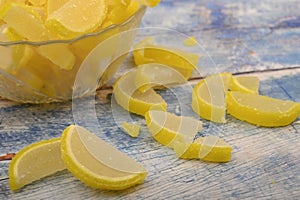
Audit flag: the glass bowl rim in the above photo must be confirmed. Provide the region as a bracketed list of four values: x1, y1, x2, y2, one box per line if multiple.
[0, 5, 147, 46]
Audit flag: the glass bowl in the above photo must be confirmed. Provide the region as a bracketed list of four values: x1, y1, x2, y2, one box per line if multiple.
[0, 6, 146, 103]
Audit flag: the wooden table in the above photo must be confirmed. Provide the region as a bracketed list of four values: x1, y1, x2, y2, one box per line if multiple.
[1, 0, 300, 199]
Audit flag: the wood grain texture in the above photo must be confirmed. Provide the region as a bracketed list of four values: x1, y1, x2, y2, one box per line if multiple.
[1, 0, 300, 199]
[141, 0, 300, 76]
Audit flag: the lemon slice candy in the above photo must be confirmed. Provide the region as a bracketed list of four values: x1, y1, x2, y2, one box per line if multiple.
[230, 76, 260, 94]
[113, 70, 167, 116]
[226, 91, 300, 127]
[46, 0, 69, 16]
[122, 122, 141, 138]
[132, 0, 160, 7]
[145, 110, 202, 148]
[0, 3, 76, 70]
[3, 27, 34, 69]
[37, 43, 75, 70]
[183, 36, 197, 47]
[61, 125, 147, 190]
[174, 136, 232, 163]
[192, 72, 232, 123]
[46, 0, 108, 39]
[8, 138, 66, 191]
[135, 63, 187, 92]
[126, 0, 140, 18]
[133, 37, 199, 79]
[0, 3, 50, 41]
[27, 0, 46, 7]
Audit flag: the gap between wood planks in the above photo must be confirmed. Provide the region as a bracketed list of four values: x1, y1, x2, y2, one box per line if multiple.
[97, 66, 300, 93]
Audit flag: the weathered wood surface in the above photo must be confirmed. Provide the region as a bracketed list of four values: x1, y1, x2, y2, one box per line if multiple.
[1, 0, 300, 199]
[142, 0, 300, 76]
